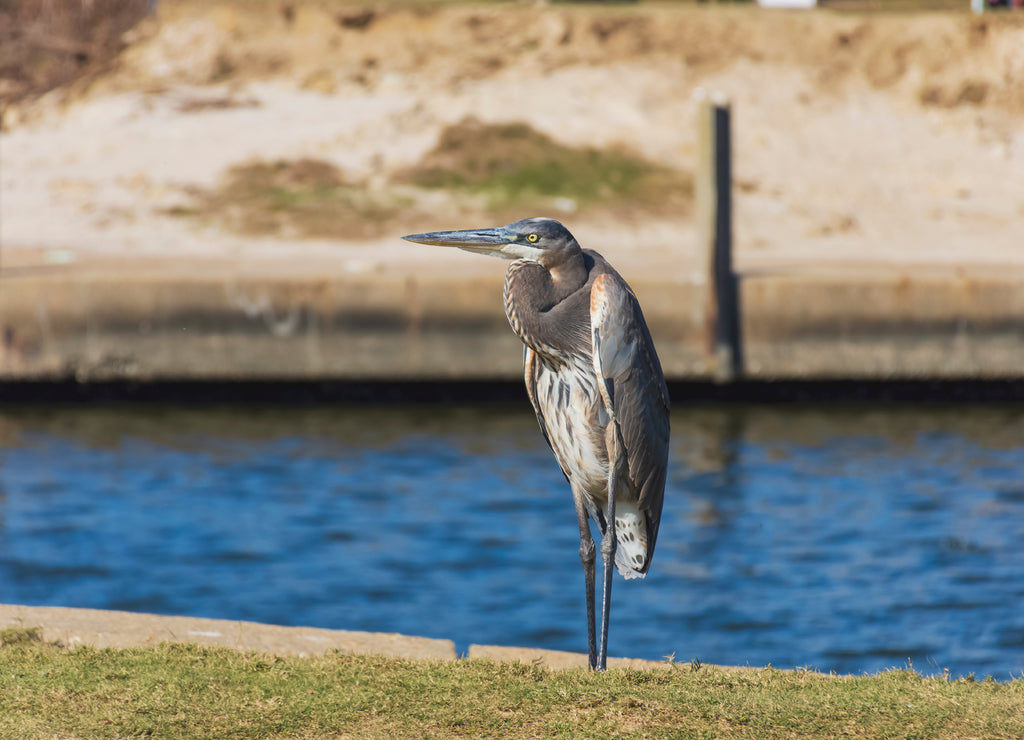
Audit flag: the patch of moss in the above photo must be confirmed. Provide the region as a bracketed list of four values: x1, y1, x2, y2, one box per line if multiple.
[398, 118, 691, 217]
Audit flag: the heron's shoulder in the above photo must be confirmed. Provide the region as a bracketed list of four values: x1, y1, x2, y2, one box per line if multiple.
[581, 248, 611, 273]
[582, 249, 630, 283]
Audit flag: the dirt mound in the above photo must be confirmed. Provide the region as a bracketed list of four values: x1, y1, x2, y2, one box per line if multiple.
[91, 3, 1024, 116]
[5, 2, 1024, 122]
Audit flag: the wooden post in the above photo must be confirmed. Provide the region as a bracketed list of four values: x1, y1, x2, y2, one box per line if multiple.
[695, 90, 741, 382]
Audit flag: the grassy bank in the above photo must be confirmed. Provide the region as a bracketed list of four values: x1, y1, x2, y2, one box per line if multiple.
[1, 629, 1022, 739]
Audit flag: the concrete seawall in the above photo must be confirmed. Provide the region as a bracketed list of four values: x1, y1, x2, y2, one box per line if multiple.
[0, 604, 680, 670]
[0, 604, 457, 661]
[740, 268, 1024, 379]
[2, 263, 1022, 383]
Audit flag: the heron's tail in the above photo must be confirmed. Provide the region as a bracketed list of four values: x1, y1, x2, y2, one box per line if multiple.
[612, 501, 648, 580]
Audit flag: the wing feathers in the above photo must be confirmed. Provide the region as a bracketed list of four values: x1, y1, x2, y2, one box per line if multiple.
[589, 273, 670, 573]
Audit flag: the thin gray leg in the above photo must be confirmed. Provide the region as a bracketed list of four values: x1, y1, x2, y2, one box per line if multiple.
[597, 420, 623, 672]
[574, 492, 597, 670]
[598, 471, 617, 671]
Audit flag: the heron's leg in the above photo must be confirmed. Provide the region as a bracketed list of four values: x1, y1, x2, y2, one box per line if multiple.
[574, 492, 597, 670]
[598, 470, 617, 672]
[597, 420, 622, 672]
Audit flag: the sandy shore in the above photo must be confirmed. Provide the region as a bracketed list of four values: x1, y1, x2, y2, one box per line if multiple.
[2, 3, 1022, 273]
[1, 3, 1022, 382]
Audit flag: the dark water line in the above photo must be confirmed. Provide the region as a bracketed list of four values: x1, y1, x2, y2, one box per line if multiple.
[5, 379, 1024, 405]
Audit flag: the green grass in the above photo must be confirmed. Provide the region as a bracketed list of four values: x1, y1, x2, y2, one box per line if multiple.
[1, 630, 1022, 739]
[397, 118, 692, 219]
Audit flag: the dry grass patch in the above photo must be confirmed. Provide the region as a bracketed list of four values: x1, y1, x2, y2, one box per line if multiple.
[396, 118, 693, 221]
[173, 158, 413, 240]
[171, 119, 692, 240]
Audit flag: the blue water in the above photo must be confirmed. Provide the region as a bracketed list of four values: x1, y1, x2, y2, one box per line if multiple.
[2, 402, 1024, 678]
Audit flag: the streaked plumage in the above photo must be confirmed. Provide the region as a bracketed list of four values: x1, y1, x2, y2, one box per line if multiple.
[403, 217, 670, 670]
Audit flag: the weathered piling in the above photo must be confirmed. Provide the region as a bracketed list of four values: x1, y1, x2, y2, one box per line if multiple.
[694, 90, 742, 383]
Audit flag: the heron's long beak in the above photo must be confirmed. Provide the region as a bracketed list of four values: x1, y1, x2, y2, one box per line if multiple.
[401, 227, 517, 259]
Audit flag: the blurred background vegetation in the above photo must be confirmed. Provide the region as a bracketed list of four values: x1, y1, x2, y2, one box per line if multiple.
[0, 0, 150, 107]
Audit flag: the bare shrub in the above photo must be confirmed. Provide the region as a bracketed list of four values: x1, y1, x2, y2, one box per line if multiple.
[0, 0, 150, 107]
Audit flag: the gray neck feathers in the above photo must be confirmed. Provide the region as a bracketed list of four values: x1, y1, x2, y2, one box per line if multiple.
[503, 255, 591, 359]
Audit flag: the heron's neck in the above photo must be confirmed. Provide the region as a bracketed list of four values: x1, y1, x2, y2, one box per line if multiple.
[503, 255, 590, 358]
[547, 252, 588, 298]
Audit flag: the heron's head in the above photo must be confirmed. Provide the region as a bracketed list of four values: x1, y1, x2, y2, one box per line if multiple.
[402, 217, 581, 269]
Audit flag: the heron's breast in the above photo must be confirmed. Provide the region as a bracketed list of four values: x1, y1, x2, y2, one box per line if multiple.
[534, 355, 608, 494]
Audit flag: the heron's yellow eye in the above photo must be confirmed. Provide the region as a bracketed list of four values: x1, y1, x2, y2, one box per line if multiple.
[527, 233, 539, 243]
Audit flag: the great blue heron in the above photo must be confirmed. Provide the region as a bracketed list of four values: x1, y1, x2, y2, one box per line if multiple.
[402, 217, 670, 671]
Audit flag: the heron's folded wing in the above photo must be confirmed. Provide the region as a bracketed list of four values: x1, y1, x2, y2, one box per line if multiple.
[523, 346, 555, 455]
[589, 273, 670, 566]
